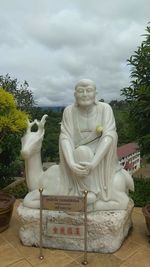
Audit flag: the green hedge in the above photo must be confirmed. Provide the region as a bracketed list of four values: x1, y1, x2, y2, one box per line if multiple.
[3, 180, 28, 199]
[130, 177, 150, 207]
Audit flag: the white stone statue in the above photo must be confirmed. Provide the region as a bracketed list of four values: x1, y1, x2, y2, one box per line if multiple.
[21, 79, 134, 211]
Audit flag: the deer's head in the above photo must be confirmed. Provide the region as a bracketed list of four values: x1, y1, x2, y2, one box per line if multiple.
[21, 114, 48, 159]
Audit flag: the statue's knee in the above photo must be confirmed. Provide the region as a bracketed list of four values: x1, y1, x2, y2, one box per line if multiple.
[74, 145, 93, 162]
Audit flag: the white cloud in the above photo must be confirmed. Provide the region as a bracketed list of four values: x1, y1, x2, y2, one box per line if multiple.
[0, 0, 149, 106]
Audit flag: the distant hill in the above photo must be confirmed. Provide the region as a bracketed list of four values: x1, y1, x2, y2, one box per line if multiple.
[39, 106, 65, 112]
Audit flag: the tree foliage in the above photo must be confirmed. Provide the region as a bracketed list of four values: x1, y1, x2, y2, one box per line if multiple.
[0, 88, 28, 188]
[30, 107, 62, 162]
[43, 110, 61, 162]
[121, 23, 150, 160]
[0, 88, 27, 140]
[0, 74, 35, 112]
[110, 100, 136, 145]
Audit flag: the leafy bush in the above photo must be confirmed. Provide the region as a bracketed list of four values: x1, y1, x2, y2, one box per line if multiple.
[3, 180, 28, 199]
[130, 177, 150, 206]
[0, 88, 27, 188]
[0, 74, 35, 112]
[0, 88, 27, 136]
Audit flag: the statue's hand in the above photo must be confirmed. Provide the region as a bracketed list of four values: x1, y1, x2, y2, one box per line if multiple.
[80, 162, 93, 174]
[69, 162, 89, 176]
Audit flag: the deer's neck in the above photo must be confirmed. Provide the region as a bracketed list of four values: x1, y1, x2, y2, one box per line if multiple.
[25, 152, 44, 191]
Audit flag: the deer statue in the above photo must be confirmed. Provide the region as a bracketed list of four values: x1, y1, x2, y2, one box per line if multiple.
[21, 115, 134, 210]
[21, 115, 64, 208]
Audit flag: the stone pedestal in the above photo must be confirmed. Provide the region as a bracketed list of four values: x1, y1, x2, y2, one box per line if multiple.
[17, 199, 134, 253]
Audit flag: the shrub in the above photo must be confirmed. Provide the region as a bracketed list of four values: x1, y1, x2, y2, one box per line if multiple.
[3, 180, 28, 199]
[0, 88, 27, 188]
[130, 177, 150, 206]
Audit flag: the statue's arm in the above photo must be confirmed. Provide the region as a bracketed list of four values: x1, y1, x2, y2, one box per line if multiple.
[60, 107, 88, 176]
[80, 135, 112, 172]
[60, 138, 75, 168]
[92, 103, 115, 168]
[60, 139, 89, 176]
[92, 136, 112, 168]
[81, 103, 115, 172]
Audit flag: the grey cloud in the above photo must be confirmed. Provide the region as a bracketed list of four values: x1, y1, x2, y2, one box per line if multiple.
[0, 16, 25, 48]
[0, 0, 150, 106]
[27, 9, 100, 50]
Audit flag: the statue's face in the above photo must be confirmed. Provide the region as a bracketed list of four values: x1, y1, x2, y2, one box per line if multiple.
[74, 84, 96, 107]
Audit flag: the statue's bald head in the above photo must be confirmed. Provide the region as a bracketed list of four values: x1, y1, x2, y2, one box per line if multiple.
[75, 79, 96, 91]
[74, 79, 97, 107]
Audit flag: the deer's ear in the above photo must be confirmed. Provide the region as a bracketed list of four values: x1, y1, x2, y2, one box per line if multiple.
[41, 114, 48, 126]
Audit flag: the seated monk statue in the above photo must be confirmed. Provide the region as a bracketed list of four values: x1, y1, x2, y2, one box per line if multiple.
[21, 79, 134, 211]
[59, 79, 134, 209]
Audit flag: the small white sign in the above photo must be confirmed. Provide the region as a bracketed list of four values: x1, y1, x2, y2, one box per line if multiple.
[45, 223, 84, 239]
[42, 195, 84, 212]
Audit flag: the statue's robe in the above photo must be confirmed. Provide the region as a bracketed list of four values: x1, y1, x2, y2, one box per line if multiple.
[59, 102, 120, 201]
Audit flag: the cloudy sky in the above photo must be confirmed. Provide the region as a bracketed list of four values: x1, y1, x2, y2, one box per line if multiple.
[0, 0, 150, 106]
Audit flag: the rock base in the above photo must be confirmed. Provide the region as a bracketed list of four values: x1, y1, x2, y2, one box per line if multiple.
[17, 200, 134, 253]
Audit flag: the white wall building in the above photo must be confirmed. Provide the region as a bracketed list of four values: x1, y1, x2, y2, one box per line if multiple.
[117, 143, 141, 175]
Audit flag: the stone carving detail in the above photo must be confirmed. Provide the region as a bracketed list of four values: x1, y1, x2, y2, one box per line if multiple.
[17, 200, 134, 253]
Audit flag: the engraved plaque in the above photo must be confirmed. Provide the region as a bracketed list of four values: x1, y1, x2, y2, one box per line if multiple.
[42, 195, 84, 212]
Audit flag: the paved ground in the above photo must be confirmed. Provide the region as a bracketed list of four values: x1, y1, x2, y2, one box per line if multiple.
[0, 200, 149, 267]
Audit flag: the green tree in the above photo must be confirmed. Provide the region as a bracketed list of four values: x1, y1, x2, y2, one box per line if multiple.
[28, 107, 62, 162]
[121, 23, 150, 160]
[0, 88, 27, 188]
[0, 74, 35, 112]
[110, 100, 136, 145]
[42, 109, 62, 162]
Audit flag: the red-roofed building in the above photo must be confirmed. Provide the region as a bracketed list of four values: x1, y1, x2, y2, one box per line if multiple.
[117, 143, 140, 174]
